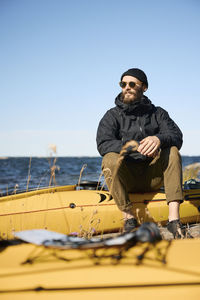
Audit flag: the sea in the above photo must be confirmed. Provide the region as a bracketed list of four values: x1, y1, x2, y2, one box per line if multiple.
[0, 156, 200, 195]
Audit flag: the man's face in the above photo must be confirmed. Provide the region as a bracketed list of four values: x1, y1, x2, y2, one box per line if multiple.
[121, 75, 146, 104]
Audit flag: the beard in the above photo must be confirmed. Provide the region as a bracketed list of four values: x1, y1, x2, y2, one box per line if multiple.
[121, 89, 143, 104]
[122, 91, 135, 104]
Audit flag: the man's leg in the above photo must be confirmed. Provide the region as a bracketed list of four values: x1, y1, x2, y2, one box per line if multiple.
[102, 152, 134, 213]
[147, 147, 184, 238]
[161, 146, 183, 221]
[102, 152, 152, 231]
[146, 146, 183, 212]
[162, 147, 185, 238]
[168, 201, 180, 221]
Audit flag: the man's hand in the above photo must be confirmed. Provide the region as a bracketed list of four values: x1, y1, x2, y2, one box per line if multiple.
[137, 136, 160, 157]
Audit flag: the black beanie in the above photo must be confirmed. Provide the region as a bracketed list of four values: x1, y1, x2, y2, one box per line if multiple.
[121, 68, 148, 88]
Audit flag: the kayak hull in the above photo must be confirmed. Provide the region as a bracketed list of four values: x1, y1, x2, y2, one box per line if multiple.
[0, 185, 200, 239]
[0, 238, 200, 299]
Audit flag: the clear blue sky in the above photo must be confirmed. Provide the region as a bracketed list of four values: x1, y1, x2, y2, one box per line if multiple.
[0, 0, 200, 156]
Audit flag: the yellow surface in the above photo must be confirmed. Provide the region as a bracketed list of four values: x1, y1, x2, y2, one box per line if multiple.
[0, 239, 200, 299]
[0, 186, 200, 239]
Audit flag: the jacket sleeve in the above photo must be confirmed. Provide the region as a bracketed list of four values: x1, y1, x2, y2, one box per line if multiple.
[155, 107, 183, 150]
[96, 110, 123, 156]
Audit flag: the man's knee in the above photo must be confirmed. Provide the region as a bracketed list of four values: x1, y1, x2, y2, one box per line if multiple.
[102, 152, 119, 172]
[168, 147, 181, 165]
[170, 146, 180, 157]
[102, 152, 119, 189]
[160, 146, 181, 164]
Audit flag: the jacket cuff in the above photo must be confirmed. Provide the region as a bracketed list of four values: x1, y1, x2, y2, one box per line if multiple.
[155, 134, 164, 148]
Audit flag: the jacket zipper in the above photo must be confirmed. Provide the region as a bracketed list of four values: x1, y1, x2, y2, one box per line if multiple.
[137, 117, 143, 133]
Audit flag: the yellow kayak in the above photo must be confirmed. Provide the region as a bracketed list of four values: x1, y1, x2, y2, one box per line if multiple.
[0, 226, 200, 300]
[0, 182, 200, 239]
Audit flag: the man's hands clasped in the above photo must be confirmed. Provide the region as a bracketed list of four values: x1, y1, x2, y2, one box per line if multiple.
[137, 136, 160, 157]
[120, 136, 160, 159]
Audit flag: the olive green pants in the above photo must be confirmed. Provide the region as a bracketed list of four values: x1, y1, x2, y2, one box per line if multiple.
[102, 147, 183, 213]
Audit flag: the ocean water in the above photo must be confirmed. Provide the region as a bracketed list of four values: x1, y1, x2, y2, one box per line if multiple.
[0, 156, 200, 195]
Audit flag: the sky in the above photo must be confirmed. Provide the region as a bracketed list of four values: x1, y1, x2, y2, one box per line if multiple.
[0, 0, 200, 157]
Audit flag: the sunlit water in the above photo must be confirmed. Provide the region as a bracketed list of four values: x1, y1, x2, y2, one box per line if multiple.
[0, 156, 200, 195]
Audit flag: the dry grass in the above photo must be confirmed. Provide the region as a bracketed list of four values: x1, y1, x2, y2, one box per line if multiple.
[47, 144, 60, 187]
[77, 164, 87, 187]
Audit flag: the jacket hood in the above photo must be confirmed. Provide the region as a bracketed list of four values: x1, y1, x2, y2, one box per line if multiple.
[115, 93, 154, 115]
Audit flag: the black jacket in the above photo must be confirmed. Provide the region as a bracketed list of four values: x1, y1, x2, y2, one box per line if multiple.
[96, 94, 183, 157]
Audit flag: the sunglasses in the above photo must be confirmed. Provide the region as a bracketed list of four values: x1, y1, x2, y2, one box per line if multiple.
[119, 81, 141, 89]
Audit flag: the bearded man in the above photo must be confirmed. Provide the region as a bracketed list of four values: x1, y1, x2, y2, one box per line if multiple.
[96, 68, 184, 239]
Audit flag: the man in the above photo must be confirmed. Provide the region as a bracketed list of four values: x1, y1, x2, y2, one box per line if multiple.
[96, 68, 184, 239]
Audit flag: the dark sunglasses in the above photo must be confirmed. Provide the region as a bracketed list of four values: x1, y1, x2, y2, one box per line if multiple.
[119, 81, 139, 89]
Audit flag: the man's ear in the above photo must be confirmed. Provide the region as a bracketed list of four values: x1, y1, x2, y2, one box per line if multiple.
[143, 85, 148, 92]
